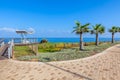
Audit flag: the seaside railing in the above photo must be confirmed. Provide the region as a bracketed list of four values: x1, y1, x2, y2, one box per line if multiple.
[12, 38, 38, 56]
[0, 38, 38, 59]
[13, 38, 38, 44]
[0, 38, 5, 47]
[8, 39, 14, 59]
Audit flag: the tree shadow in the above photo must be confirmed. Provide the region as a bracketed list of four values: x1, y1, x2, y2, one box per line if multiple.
[42, 62, 93, 80]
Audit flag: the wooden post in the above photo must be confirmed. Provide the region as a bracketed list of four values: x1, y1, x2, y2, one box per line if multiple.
[8, 47, 10, 59]
[64, 43, 66, 48]
[55, 44, 57, 48]
[36, 43, 38, 55]
[12, 46, 15, 59]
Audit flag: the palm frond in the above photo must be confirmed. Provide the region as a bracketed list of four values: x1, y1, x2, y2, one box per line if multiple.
[73, 21, 90, 34]
[91, 30, 95, 34]
[99, 26, 105, 34]
[75, 21, 81, 27]
[91, 24, 105, 34]
[72, 29, 77, 33]
[109, 26, 118, 33]
[83, 23, 90, 27]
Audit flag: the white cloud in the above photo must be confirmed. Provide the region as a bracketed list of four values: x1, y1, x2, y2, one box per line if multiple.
[27, 27, 35, 34]
[0, 27, 17, 32]
[0, 27, 35, 34]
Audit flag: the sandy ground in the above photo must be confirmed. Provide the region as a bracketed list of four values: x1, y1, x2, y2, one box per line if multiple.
[0, 44, 120, 80]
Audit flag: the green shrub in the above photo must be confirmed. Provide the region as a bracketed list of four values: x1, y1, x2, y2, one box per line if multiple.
[15, 42, 120, 62]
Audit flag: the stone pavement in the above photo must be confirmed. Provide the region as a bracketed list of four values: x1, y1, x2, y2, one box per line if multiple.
[0, 44, 120, 80]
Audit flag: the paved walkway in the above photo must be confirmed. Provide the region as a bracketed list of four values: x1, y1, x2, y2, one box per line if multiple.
[0, 44, 120, 80]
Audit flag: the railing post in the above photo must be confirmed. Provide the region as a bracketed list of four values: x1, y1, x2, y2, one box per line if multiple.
[8, 39, 14, 59]
[11, 39, 14, 59]
[8, 41, 11, 59]
[8, 47, 10, 59]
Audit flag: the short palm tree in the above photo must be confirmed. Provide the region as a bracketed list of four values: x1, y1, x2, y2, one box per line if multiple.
[109, 26, 118, 43]
[73, 21, 90, 50]
[91, 24, 105, 46]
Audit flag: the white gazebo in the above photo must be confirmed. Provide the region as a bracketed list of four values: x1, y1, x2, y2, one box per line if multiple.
[16, 30, 33, 43]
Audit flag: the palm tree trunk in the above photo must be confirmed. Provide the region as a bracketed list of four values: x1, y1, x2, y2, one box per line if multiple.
[80, 33, 84, 50]
[96, 33, 99, 46]
[112, 33, 114, 43]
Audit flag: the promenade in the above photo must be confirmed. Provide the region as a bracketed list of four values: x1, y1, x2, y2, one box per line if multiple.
[0, 44, 120, 80]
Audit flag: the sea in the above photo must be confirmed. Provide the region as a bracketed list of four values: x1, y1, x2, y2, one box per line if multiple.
[2, 38, 120, 43]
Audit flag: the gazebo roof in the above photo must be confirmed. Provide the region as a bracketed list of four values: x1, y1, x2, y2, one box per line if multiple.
[16, 30, 28, 34]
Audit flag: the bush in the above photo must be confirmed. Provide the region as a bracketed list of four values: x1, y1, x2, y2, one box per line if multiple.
[40, 39, 48, 43]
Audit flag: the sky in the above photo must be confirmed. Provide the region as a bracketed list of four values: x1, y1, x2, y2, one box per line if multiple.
[0, 0, 120, 38]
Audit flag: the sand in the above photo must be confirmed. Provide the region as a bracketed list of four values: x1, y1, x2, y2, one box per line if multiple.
[0, 44, 120, 80]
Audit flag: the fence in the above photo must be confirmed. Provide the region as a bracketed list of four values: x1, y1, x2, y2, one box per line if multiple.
[13, 38, 38, 56]
[8, 39, 14, 59]
[13, 38, 38, 44]
[0, 39, 5, 47]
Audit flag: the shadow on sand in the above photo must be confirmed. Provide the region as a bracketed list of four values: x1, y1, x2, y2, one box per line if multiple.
[116, 46, 120, 48]
[42, 62, 93, 80]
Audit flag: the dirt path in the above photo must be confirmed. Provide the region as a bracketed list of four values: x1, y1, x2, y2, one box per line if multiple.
[0, 44, 120, 80]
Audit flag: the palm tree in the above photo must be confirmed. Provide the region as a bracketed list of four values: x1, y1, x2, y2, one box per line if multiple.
[117, 27, 120, 32]
[91, 24, 105, 46]
[73, 21, 90, 50]
[109, 26, 118, 43]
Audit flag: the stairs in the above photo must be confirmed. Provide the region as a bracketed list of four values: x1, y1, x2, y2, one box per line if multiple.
[0, 44, 9, 59]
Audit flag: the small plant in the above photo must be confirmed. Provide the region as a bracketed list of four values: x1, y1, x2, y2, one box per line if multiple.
[40, 39, 48, 43]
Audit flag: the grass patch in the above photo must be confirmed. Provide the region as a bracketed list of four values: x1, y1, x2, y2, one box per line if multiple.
[38, 43, 79, 52]
[14, 46, 35, 57]
[15, 42, 120, 62]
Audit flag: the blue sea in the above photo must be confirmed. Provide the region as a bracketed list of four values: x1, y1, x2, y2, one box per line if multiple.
[37, 38, 120, 43]
[2, 38, 120, 43]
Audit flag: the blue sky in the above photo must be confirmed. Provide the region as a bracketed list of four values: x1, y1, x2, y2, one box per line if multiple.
[0, 0, 120, 38]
